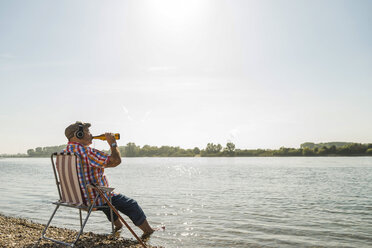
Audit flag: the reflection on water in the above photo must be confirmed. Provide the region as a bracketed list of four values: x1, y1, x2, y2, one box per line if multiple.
[1, 157, 372, 247]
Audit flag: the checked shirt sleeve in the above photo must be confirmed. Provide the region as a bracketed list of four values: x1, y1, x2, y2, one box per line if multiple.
[87, 147, 110, 168]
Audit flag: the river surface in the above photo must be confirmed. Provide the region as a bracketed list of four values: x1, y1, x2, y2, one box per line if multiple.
[1, 157, 372, 248]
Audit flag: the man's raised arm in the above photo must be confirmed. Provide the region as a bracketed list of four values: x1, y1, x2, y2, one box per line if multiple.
[105, 132, 122, 168]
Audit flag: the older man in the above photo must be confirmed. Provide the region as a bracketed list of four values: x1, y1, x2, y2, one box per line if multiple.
[64, 121, 156, 236]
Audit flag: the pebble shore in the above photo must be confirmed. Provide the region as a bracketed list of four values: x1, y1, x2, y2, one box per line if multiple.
[0, 214, 163, 248]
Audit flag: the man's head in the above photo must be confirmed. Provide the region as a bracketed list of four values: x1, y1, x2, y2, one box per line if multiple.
[65, 121, 92, 146]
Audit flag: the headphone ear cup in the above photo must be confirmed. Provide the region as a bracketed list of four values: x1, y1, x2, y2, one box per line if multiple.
[75, 123, 84, 139]
[76, 130, 84, 139]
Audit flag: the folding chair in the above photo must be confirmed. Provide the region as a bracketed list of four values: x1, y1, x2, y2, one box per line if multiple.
[35, 152, 115, 247]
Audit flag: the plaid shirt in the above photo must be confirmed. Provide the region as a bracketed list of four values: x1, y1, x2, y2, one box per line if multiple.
[64, 142, 116, 206]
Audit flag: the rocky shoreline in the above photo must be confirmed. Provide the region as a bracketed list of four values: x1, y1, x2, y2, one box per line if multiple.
[0, 214, 163, 248]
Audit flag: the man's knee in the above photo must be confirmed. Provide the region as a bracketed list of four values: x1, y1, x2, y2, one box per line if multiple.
[116, 195, 139, 209]
[129, 199, 139, 208]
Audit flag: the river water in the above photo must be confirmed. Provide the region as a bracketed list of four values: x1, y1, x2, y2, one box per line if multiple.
[1, 157, 372, 248]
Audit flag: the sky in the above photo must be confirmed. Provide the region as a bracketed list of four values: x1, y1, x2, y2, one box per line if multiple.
[0, 0, 371, 154]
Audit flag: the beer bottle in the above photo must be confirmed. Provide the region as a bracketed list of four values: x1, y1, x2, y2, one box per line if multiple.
[92, 133, 120, 140]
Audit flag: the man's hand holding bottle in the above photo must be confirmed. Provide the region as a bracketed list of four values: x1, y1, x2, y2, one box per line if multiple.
[105, 133, 117, 147]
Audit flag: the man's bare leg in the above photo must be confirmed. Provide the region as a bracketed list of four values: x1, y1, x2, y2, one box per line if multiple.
[114, 219, 123, 232]
[139, 219, 155, 236]
[139, 219, 165, 238]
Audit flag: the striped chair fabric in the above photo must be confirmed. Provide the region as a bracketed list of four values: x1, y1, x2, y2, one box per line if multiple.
[55, 153, 85, 206]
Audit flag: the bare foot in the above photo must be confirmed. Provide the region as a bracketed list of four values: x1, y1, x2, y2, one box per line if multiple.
[114, 220, 123, 235]
[114, 225, 123, 233]
[109, 224, 123, 239]
[141, 230, 154, 240]
[156, 226, 166, 231]
[141, 226, 165, 239]
[113, 218, 123, 233]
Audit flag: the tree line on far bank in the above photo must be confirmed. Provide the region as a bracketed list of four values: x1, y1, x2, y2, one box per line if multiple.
[1, 142, 371, 158]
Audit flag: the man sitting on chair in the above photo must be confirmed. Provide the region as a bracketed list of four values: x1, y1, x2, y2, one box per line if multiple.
[64, 121, 156, 236]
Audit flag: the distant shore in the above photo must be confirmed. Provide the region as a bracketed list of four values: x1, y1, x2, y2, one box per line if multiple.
[2, 141, 372, 158]
[1, 154, 372, 158]
[0, 214, 162, 248]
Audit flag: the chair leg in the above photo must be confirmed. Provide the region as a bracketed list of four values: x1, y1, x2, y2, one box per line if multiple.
[36, 204, 95, 248]
[79, 209, 83, 228]
[41, 204, 60, 240]
[33, 204, 58, 248]
[110, 195, 114, 234]
[71, 204, 95, 246]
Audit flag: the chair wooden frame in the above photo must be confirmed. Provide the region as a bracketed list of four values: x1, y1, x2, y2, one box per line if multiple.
[34, 152, 115, 247]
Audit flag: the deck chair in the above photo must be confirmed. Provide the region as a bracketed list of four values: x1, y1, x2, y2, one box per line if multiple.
[35, 152, 115, 247]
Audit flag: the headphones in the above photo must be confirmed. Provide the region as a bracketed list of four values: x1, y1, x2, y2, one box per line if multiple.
[75, 123, 84, 139]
